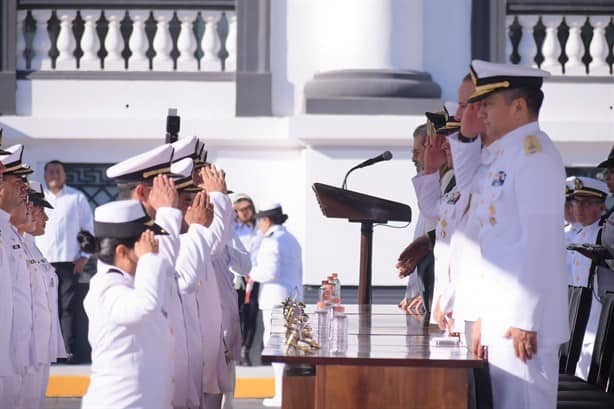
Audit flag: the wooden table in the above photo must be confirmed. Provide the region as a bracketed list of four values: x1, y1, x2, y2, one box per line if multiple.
[262, 305, 487, 409]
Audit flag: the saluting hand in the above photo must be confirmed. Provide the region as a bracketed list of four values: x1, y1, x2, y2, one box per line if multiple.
[134, 230, 159, 259]
[505, 327, 538, 363]
[148, 175, 179, 210]
[198, 164, 227, 193]
[422, 134, 447, 174]
[460, 102, 482, 139]
[184, 191, 215, 227]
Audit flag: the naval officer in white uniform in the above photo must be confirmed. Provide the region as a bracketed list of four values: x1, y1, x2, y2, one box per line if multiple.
[449, 60, 568, 409]
[566, 177, 608, 380]
[250, 203, 303, 407]
[81, 200, 173, 409]
[0, 145, 35, 409]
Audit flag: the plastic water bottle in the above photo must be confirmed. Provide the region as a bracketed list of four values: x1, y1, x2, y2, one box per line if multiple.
[331, 273, 342, 300]
[330, 305, 348, 353]
[313, 301, 329, 345]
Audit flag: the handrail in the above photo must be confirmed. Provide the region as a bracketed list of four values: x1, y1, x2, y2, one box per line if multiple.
[17, 0, 235, 10]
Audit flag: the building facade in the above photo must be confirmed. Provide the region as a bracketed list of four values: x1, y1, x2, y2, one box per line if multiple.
[0, 0, 612, 286]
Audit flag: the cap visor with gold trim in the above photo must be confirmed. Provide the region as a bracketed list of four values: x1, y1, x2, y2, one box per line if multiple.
[106, 144, 180, 183]
[468, 60, 550, 103]
[94, 200, 168, 238]
[1, 144, 34, 175]
[572, 176, 608, 200]
[171, 157, 201, 192]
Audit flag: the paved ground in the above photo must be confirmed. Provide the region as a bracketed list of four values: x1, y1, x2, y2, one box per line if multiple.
[44, 398, 270, 409]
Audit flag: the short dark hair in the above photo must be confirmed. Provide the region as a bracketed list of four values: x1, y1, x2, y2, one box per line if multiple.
[413, 124, 427, 140]
[502, 87, 544, 117]
[78, 230, 139, 265]
[117, 183, 139, 200]
[269, 213, 288, 225]
[44, 160, 65, 172]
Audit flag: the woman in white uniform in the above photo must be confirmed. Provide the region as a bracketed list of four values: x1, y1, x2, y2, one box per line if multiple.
[249, 203, 303, 407]
[80, 200, 173, 409]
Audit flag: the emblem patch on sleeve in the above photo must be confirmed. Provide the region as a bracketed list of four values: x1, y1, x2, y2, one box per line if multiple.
[491, 171, 506, 186]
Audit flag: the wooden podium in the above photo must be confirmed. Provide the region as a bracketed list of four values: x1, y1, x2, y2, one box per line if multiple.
[312, 183, 411, 305]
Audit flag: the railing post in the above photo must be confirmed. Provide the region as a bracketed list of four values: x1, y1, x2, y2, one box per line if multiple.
[0, 0, 17, 114]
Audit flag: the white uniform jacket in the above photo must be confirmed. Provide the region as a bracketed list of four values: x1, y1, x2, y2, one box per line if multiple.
[413, 170, 470, 321]
[208, 193, 251, 363]
[198, 192, 234, 394]
[153, 207, 192, 408]
[0, 209, 33, 374]
[250, 225, 303, 310]
[82, 254, 173, 409]
[23, 234, 52, 367]
[176, 223, 212, 407]
[449, 122, 569, 347]
[0, 215, 14, 377]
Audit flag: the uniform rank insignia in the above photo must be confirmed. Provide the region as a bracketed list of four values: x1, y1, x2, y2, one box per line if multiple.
[491, 171, 506, 186]
[524, 135, 541, 155]
[12, 244, 20, 249]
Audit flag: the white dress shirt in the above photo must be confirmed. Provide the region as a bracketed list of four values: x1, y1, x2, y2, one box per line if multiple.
[82, 254, 173, 409]
[35, 185, 94, 263]
[250, 224, 303, 310]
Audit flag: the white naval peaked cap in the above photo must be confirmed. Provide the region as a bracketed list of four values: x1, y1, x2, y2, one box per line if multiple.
[230, 192, 253, 204]
[565, 176, 577, 198]
[572, 176, 608, 200]
[171, 136, 199, 162]
[256, 202, 288, 221]
[28, 180, 43, 194]
[94, 200, 167, 238]
[106, 144, 175, 183]
[468, 60, 550, 102]
[1, 144, 33, 175]
[170, 158, 200, 192]
[444, 102, 458, 119]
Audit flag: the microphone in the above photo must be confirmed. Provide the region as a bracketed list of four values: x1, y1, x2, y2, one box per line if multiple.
[342, 151, 393, 189]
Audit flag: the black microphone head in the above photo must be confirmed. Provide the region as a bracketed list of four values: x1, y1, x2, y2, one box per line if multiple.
[382, 150, 392, 160]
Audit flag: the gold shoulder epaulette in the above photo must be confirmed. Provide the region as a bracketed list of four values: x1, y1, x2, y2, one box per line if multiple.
[524, 135, 541, 155]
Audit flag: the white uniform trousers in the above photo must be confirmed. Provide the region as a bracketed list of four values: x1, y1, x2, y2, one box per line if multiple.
[262, 308, 284, 402]
[488, 339, 559, 409]
[221, 361, 236, 409]
[0, 375, 22, 408]
[21, 365, 44, 409]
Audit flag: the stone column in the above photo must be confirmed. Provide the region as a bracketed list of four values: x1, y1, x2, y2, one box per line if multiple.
[304, 0, 441, 115]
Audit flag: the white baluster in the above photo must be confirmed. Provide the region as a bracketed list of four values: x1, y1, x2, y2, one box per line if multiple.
[104, 10, 125, 70]
[31, 9, 52, 70]
[201, 12, 221, 71]
[55, 10, 76, 70]
[79, 10, 101, 70]
[588, 16, 609, 76]
[517, 15, 538, 68]
[541, 15, 563, 75]
[224, 12, 237, 71]
[505, 15, 516, 64]
[564, 16, 585, 75]
[152, 10, 173, 71]
[176, 11, 197, 71]
[128, 10, 150, 71]
[16, 11, 27, 70]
